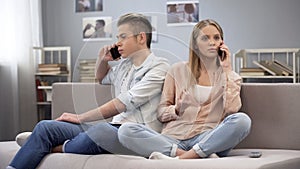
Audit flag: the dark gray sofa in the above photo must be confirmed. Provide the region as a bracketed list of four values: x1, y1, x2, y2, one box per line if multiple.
[0, 83, 300, 169]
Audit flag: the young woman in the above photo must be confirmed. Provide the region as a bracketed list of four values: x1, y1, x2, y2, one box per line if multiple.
[118, 19, 251, 159]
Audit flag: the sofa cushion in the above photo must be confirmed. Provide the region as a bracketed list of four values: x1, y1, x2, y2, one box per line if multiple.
[1, 141, 300, 169]
[0, 141, 19, 169]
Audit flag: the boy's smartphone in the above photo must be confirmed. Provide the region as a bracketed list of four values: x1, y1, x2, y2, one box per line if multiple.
[218, 47, 226, 61]
[110, 46, 121, 60]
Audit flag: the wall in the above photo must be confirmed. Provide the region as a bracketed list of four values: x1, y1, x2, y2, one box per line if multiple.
[42, 0, 300, 81]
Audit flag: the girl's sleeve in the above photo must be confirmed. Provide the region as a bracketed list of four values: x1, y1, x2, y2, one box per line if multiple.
[157, 69, 179, 123]
[223, 71, 242, 114]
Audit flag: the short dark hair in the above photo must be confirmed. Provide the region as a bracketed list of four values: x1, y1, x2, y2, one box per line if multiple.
[96, 19, 105, 26]
[117, 13, 152, 48]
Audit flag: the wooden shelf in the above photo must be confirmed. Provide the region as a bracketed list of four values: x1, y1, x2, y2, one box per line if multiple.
[33, 46, 72, 121]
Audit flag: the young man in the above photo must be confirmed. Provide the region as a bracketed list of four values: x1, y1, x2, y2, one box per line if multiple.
[83, 19, 111, 38]
[7, 13, 170, 169]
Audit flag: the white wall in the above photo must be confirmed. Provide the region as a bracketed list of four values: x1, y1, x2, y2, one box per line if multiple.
[42, 0, 300, 81]
[0, 0, 299, 141]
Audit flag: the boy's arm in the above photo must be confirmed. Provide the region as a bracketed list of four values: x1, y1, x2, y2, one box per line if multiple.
[56, 98, 126, 123]
[95, 46, 116, 83]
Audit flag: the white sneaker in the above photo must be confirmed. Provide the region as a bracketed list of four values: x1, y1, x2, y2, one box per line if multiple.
[149, 152, 178, 160]
[208, 153, 219, 158]
[15, 132, 32, 147]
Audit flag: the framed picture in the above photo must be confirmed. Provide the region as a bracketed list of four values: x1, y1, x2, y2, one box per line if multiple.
[146, 15, 158, 43]
[166, 1, 199, 26]
[82, 17, 112, 41]
[75, 0, 103, 12]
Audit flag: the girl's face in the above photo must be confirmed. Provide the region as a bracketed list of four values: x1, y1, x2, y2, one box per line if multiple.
[195, 25, 222, 59]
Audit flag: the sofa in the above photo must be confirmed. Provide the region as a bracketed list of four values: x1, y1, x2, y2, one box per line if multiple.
[1, 83, 300, 169]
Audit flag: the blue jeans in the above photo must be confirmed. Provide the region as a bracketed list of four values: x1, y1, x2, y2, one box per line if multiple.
[9, 120, 136, 169]
[118, 112, 251, 158]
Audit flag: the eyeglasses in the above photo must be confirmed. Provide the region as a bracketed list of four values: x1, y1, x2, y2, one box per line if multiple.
[116, 33, 141, 42]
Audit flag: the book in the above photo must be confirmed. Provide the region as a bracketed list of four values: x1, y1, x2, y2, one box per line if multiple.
[38, 63, 66, 68]
[79, 59, 97, 64]
[80, 76, 98, 83]
[253, 60, 276, 75]
[37, 63, 68, 74]
[240, 68, 266, 76]
[274, 60, 293, 75]
[266, 61, 290, 76]
[253, 60, 290, 76]
[35, 79, 45, 102]
[79, 59, 97, 83]
[36, 70, 68, 75]
[38, 66, 67, 72]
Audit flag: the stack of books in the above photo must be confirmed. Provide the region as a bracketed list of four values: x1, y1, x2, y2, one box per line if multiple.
[79, 59, 97, 83]
[38, 64, 68, 75]
[239, 67, 266, 76]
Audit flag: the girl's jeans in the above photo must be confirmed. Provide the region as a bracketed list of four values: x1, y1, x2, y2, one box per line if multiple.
[118, 112, 251, 158]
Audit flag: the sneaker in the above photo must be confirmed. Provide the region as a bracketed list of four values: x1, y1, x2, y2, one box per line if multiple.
[149, 152, 178, 160]
[208, 153, 219, 158]
[15, 132, 32, 147]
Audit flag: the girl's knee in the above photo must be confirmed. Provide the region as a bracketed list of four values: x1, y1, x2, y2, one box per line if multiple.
[236, 113, 252, 130]
[232, 113, 252, 139]
[118, 123, 138, 137]
[118, 123, 145, 143]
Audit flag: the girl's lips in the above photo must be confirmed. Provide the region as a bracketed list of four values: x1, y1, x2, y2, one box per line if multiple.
[208, 48, 217, 52]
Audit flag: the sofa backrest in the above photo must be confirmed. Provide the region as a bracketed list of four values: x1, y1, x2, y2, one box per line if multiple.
[52, 82, 300, 150]
[52, 83, 113, 119]
[237, 83, 300, 150]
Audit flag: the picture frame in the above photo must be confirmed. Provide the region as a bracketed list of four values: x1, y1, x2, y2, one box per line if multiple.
[82, 17, 112, 41]
[75, 0, 103, 12]
[166, 1, 199, 26]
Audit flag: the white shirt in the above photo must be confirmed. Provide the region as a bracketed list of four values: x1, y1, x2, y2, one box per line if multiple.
[193, 85, 212, 104]
[102, 53, 170, 132]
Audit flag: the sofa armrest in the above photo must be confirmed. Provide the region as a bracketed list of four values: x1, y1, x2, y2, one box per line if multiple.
[51, 83, 113, 119]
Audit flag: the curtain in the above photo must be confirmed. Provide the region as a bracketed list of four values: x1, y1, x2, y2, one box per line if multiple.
[0, 0, 43, 141]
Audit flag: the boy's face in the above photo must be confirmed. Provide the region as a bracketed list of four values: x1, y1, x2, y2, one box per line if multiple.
[116, 24, 140, 58]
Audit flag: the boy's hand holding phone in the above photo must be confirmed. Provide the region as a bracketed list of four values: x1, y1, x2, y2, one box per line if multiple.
[110, 46, 121, 60]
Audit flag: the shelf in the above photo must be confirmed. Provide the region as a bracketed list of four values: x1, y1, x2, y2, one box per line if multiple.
[33, 46, 72, 121]
[241, 76, 294, 79]
[35, 73, 69, 76]
[37, 102, 52, 105]
[234, 48, 300, 83]
[38, 86, 52, 90]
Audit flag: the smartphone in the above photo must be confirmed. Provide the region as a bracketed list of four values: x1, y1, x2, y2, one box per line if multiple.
[218, 47, 226, 61]
[249, 151, 262, 158]
[110, 46, 121, 60]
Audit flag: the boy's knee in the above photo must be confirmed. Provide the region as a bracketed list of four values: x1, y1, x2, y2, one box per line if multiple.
[35, 120, 53, 132]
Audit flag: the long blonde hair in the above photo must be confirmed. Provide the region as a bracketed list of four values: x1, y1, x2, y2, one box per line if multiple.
[188, 19, 224, 80]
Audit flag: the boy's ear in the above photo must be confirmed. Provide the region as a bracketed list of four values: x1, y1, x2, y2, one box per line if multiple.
[138, 32, 147, 45]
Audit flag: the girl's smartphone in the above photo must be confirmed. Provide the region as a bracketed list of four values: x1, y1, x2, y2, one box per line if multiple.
[110, 46, 121, 60]
[218, 47, 226, 61]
